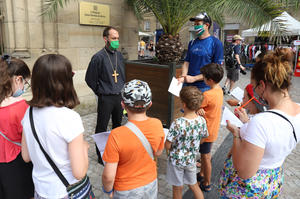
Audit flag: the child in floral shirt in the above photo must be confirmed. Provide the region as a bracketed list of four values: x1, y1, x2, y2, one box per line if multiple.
[165, 86, 208, 199]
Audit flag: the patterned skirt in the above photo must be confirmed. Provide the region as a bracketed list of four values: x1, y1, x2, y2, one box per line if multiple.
[218, 158, 284, 199]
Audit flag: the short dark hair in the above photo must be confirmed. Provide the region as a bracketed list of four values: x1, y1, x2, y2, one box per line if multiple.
[200, 63, 224, 83]
[28, 54, 79, 109]
[125, 100, 151, 113]
[0, 56, 30, 103]
[103, 26, 117, 38]
[180, 86, 203, 111]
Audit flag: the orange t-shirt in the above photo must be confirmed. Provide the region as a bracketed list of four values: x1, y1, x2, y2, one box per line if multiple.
[102, 118, 165, 191]
[201, 87, 223, 142]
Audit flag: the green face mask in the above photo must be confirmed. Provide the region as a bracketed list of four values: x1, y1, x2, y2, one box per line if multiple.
[109, 40, 119, 50]
[194, 25, 205, 37]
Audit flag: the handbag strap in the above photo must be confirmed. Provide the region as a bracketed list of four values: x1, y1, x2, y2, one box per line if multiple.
[266, 110, 297, 143]
[0, 131, 21, 146]
[125, 121, 154, 160]
[29, 107, 70, 187]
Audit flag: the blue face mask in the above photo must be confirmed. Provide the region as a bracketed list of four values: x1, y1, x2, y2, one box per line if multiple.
[194, 25, 205, 37]
[12, 77, 26, 97]
[12, 88, 25, 97]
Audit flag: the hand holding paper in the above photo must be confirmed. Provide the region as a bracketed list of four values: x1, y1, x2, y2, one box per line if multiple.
[168, 77, 183, 97]
[221, 106, 243, 128]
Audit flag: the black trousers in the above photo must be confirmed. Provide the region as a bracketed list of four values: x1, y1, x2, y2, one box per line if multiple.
[0, 153, 34, 199]
[95, 94, 123, 164]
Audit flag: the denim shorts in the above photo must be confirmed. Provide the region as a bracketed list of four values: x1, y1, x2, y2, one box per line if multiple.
[113, 179, 157, 199]
[166, 160, 197, 186]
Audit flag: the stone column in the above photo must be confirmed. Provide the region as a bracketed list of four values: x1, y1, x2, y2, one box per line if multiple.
[11, 0, 30, 57]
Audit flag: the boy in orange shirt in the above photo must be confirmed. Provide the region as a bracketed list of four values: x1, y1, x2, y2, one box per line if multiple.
[197, 63, 224, 192]
[102, 79, 165, 198]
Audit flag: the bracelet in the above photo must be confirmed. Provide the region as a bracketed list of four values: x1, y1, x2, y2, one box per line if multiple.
[102, 186, 114, 194]
[233, 135, 241, 139]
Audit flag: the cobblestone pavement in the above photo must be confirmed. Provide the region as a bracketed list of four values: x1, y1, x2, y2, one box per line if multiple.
[82, 70, 300, 198]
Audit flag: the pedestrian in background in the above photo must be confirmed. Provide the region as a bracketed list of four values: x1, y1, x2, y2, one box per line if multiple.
[223, 35, 247, 95]
[0, 55, 34, 199]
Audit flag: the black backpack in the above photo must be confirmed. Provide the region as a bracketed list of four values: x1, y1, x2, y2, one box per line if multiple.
[224, 45, 236, 68]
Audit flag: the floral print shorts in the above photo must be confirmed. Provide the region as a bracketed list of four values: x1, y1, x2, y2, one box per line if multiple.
[218, 158, 284, 199]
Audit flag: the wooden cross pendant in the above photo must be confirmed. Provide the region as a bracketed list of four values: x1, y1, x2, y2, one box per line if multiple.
[112, 70, 119, 83]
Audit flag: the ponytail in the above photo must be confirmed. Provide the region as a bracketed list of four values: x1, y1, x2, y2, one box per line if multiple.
[251, 48, 293, 91]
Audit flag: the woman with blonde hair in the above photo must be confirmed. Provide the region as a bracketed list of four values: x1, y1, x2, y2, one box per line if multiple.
[219, 48, 300, 198]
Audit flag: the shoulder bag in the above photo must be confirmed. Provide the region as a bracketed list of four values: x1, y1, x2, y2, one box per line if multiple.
[29, 107, 95, 199]
[125, 121, 154, 160]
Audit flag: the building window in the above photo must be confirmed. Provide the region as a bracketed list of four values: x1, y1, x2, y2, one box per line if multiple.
[144, 20, 150, 31]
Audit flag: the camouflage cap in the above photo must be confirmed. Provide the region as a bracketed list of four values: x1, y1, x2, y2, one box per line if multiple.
[121, 79, 152, 108]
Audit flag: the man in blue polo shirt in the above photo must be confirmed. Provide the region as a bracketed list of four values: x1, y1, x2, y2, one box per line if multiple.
[178, 12, 223, 92]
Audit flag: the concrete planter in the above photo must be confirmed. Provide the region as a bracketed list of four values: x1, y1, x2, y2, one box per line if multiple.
[125, 60, 183, 127]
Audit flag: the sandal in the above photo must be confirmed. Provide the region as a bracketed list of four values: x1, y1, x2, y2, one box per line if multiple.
[199, 182, 211, 192]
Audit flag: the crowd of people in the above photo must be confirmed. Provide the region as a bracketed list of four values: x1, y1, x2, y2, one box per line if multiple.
[0, 12, 299, 199]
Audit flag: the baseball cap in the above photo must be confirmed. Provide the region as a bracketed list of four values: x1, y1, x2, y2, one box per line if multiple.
[233, 35, 243, 41]
[190, 12, 212, 25]
[121, 79, 152, 109]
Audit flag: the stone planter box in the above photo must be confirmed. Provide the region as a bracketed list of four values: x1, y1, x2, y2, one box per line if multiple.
[125, 60, 183, 127]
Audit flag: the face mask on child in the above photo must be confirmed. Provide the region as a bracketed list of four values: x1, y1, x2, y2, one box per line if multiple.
[12, 88, 25, 97]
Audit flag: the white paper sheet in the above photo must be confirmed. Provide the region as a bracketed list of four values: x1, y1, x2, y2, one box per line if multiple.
[231, 87, 244, 102]
[221, 106, 244, 128]
[168, 77, 183, 97]
[163, 128, 169, 142]
[91, 131, 111, 158]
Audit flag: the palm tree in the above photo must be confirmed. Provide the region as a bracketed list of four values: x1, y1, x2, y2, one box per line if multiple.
[43, 0, 298, 63]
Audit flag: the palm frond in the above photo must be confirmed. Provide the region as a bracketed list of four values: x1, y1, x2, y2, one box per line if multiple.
[127, 0, 220, 35]
[213, 0, 284, 29]
[42, 0, 73, 19]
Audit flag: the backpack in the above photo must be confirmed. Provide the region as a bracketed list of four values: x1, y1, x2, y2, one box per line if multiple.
[224, 45, 237, 68]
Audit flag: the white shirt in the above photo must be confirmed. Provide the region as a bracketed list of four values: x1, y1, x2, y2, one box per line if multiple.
[22, 106, 84, 199]
[240, 109, 300, 169]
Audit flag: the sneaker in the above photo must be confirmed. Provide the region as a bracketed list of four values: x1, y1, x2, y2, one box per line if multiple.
[227, 91, 232, 96]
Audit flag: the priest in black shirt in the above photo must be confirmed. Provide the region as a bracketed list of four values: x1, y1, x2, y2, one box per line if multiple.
[85, 26, 125, 165]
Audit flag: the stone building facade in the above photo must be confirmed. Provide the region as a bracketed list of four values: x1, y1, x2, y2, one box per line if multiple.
[0, 0, 139, 114]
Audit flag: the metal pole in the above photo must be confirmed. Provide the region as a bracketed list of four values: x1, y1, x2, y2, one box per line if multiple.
[167, 62, 176, 128]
